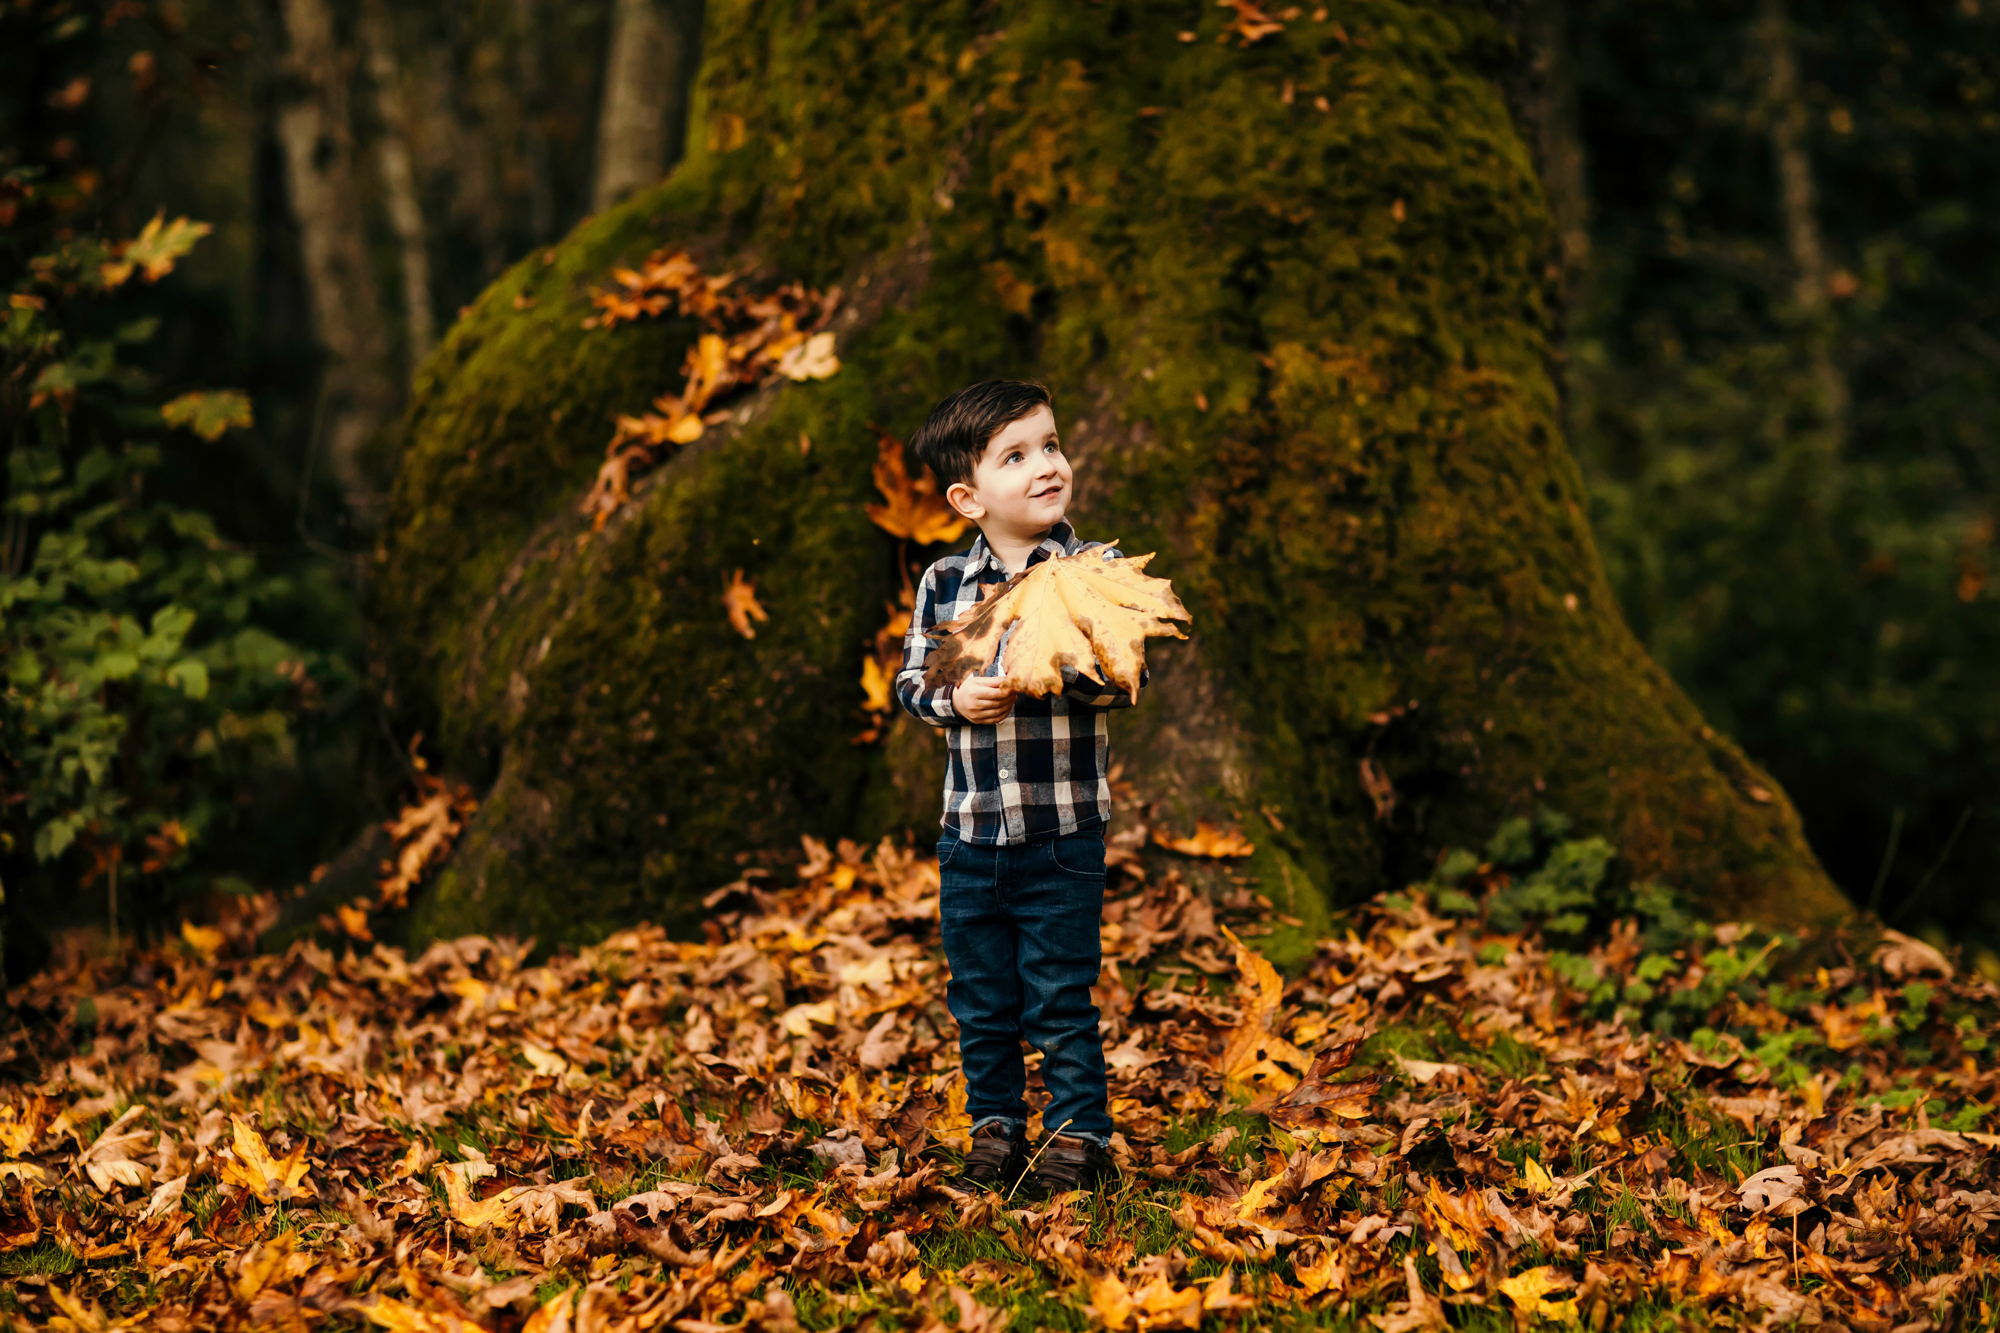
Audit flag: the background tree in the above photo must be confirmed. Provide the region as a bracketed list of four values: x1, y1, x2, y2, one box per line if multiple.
[1559, 0, 2000, 961]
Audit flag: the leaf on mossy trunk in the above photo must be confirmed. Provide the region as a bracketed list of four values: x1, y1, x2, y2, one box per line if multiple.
[921, 546, 1188, 698]
[864, 431, 969, 546]
[160, 390, 253, 441]
[1154, 821, 1255, 858]
[723, 569, 768, 639]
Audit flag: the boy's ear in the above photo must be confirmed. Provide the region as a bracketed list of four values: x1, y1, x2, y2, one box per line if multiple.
[946, 481, 984, 521]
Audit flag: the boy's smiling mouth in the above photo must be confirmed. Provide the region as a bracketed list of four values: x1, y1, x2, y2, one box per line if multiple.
[1031, 482, 1066, 498]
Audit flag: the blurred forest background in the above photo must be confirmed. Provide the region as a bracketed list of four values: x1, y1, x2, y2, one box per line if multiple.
[1, 0, 1995, 973]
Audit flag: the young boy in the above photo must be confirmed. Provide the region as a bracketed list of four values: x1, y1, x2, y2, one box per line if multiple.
[895, 380, 1134, 1199]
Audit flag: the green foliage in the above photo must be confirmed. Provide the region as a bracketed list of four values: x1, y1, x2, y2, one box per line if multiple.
[1430, 806, 1682, 946]
[1, 204, 343, 942]
[1566, 0, 2000, 953]
[1420, 809, 1999, 1092]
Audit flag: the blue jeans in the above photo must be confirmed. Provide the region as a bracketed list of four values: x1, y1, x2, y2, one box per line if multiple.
[938, 829, 1112, 1147]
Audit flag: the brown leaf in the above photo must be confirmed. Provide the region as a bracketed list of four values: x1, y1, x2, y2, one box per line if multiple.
[723, 569, 770, 639]
[1151, 822, 1255, 858]
[863, 431, 969, 547]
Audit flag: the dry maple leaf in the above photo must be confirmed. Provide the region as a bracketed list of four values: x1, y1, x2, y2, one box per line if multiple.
[864, 431, 970, 547]
[859, 655, 893, 713]
[1497, 1266, 1579, 1324]
[364, 1295, 488, 1333]
[76, 1105, 152, 1193]
[576, 252, 839, 527]
[377, 764, 478, 911]
[723, 569, 769, 639]
[1216, 925, 1313, 1097]
[1220, 0, 1288, 45]
[217, 1115, 311, 1204]
[922, 546, 1189, 697]
[778, 331, 840, 380]
[1254, 1038, 1390, 1129]
[1152, 821, 1255, 858]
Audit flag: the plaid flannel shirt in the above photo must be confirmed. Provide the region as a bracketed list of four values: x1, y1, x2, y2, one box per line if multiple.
[896, 519, 1137, 846]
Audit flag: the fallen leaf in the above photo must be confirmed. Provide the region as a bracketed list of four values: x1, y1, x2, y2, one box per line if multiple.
[77, 1105, 152, 1194]
[864, 430, 970, 546]
[216, 1115, 311, 1204]
[1216, 924, 1313, 1097]
[859, 654, 893, 712]
[1737, 1164, 1806, 1214]
[1498, 1266, 1578, 1323]
[779, 331, 841, 380]
[1152, 821, 1255, 858]
[723, 569, 769, 639]
[365, 1295, 489, 1333]
[1089, 1274, 1135, 1329]
[180, 919, 225, 961]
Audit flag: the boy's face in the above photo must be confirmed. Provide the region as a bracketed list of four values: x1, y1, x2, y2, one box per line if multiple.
[944, 405, 1072, 540]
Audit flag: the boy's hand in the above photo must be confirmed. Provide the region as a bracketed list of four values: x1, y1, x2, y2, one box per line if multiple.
[952, 676, 1018, 724]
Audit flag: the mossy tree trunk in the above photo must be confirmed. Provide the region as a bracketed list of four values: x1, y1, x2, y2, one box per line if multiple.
[375, 0, 1852, 953]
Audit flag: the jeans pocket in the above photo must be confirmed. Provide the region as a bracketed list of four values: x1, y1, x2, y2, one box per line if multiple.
[936, 836, 961, 869]
[1048, 830, 1105, 880]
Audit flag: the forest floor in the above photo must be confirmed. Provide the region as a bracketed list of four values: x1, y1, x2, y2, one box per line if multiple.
[0, 835, 1996, 1333]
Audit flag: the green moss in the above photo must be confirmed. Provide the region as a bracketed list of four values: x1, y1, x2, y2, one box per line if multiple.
[381, 0, 1845, 947]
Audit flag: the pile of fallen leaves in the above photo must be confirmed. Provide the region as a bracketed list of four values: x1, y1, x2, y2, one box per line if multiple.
[1, 825, 1996, 1332]
[577, 249, 843, 529]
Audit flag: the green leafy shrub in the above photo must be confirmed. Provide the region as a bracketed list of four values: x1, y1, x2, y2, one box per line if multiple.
[1, 185, 346, 955]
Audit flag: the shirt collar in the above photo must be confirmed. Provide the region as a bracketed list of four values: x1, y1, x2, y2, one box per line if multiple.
[964, 518, 1078, 580]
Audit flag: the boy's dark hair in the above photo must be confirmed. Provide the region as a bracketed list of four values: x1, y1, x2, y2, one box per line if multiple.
[910, 380, 1053, 490]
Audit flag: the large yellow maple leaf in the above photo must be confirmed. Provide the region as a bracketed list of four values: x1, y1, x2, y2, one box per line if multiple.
[921, 545, 1189, 697]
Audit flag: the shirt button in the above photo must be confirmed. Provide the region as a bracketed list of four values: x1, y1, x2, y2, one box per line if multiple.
[999, 768, 1010, 779]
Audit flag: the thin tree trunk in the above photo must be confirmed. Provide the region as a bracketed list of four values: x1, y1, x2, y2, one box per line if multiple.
[1518, 0, 1591, 299]
[514, 0, 555, 242]
[591, 0, 697, 212]
[274, 0, 398, 527]
[1757, 0, 1847, 435]
[431, 7, 507, 281]
[360, 0, 436, 365]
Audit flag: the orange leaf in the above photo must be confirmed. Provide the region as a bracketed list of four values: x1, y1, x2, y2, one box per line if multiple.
[863, 432, 970, 546]
[723, 569, 769, 639]
[1152, 820, 1255, 858]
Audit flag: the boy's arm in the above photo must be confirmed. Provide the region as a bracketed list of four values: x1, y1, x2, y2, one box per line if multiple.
[894, 564, 959, 727]
[1060, 665, 1144, 710]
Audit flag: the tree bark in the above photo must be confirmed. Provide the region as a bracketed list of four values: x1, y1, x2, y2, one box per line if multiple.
[274, 0, 398, 527]
[590, 0, 699, 212]
[1757, 0, 1847, 437]
[377, 0, 1851, 953]
[1515, 0, 1591, 298]
[418, 8, 506, 283]
[513, 0, 556, 242]
[359, 0, 436, 365]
